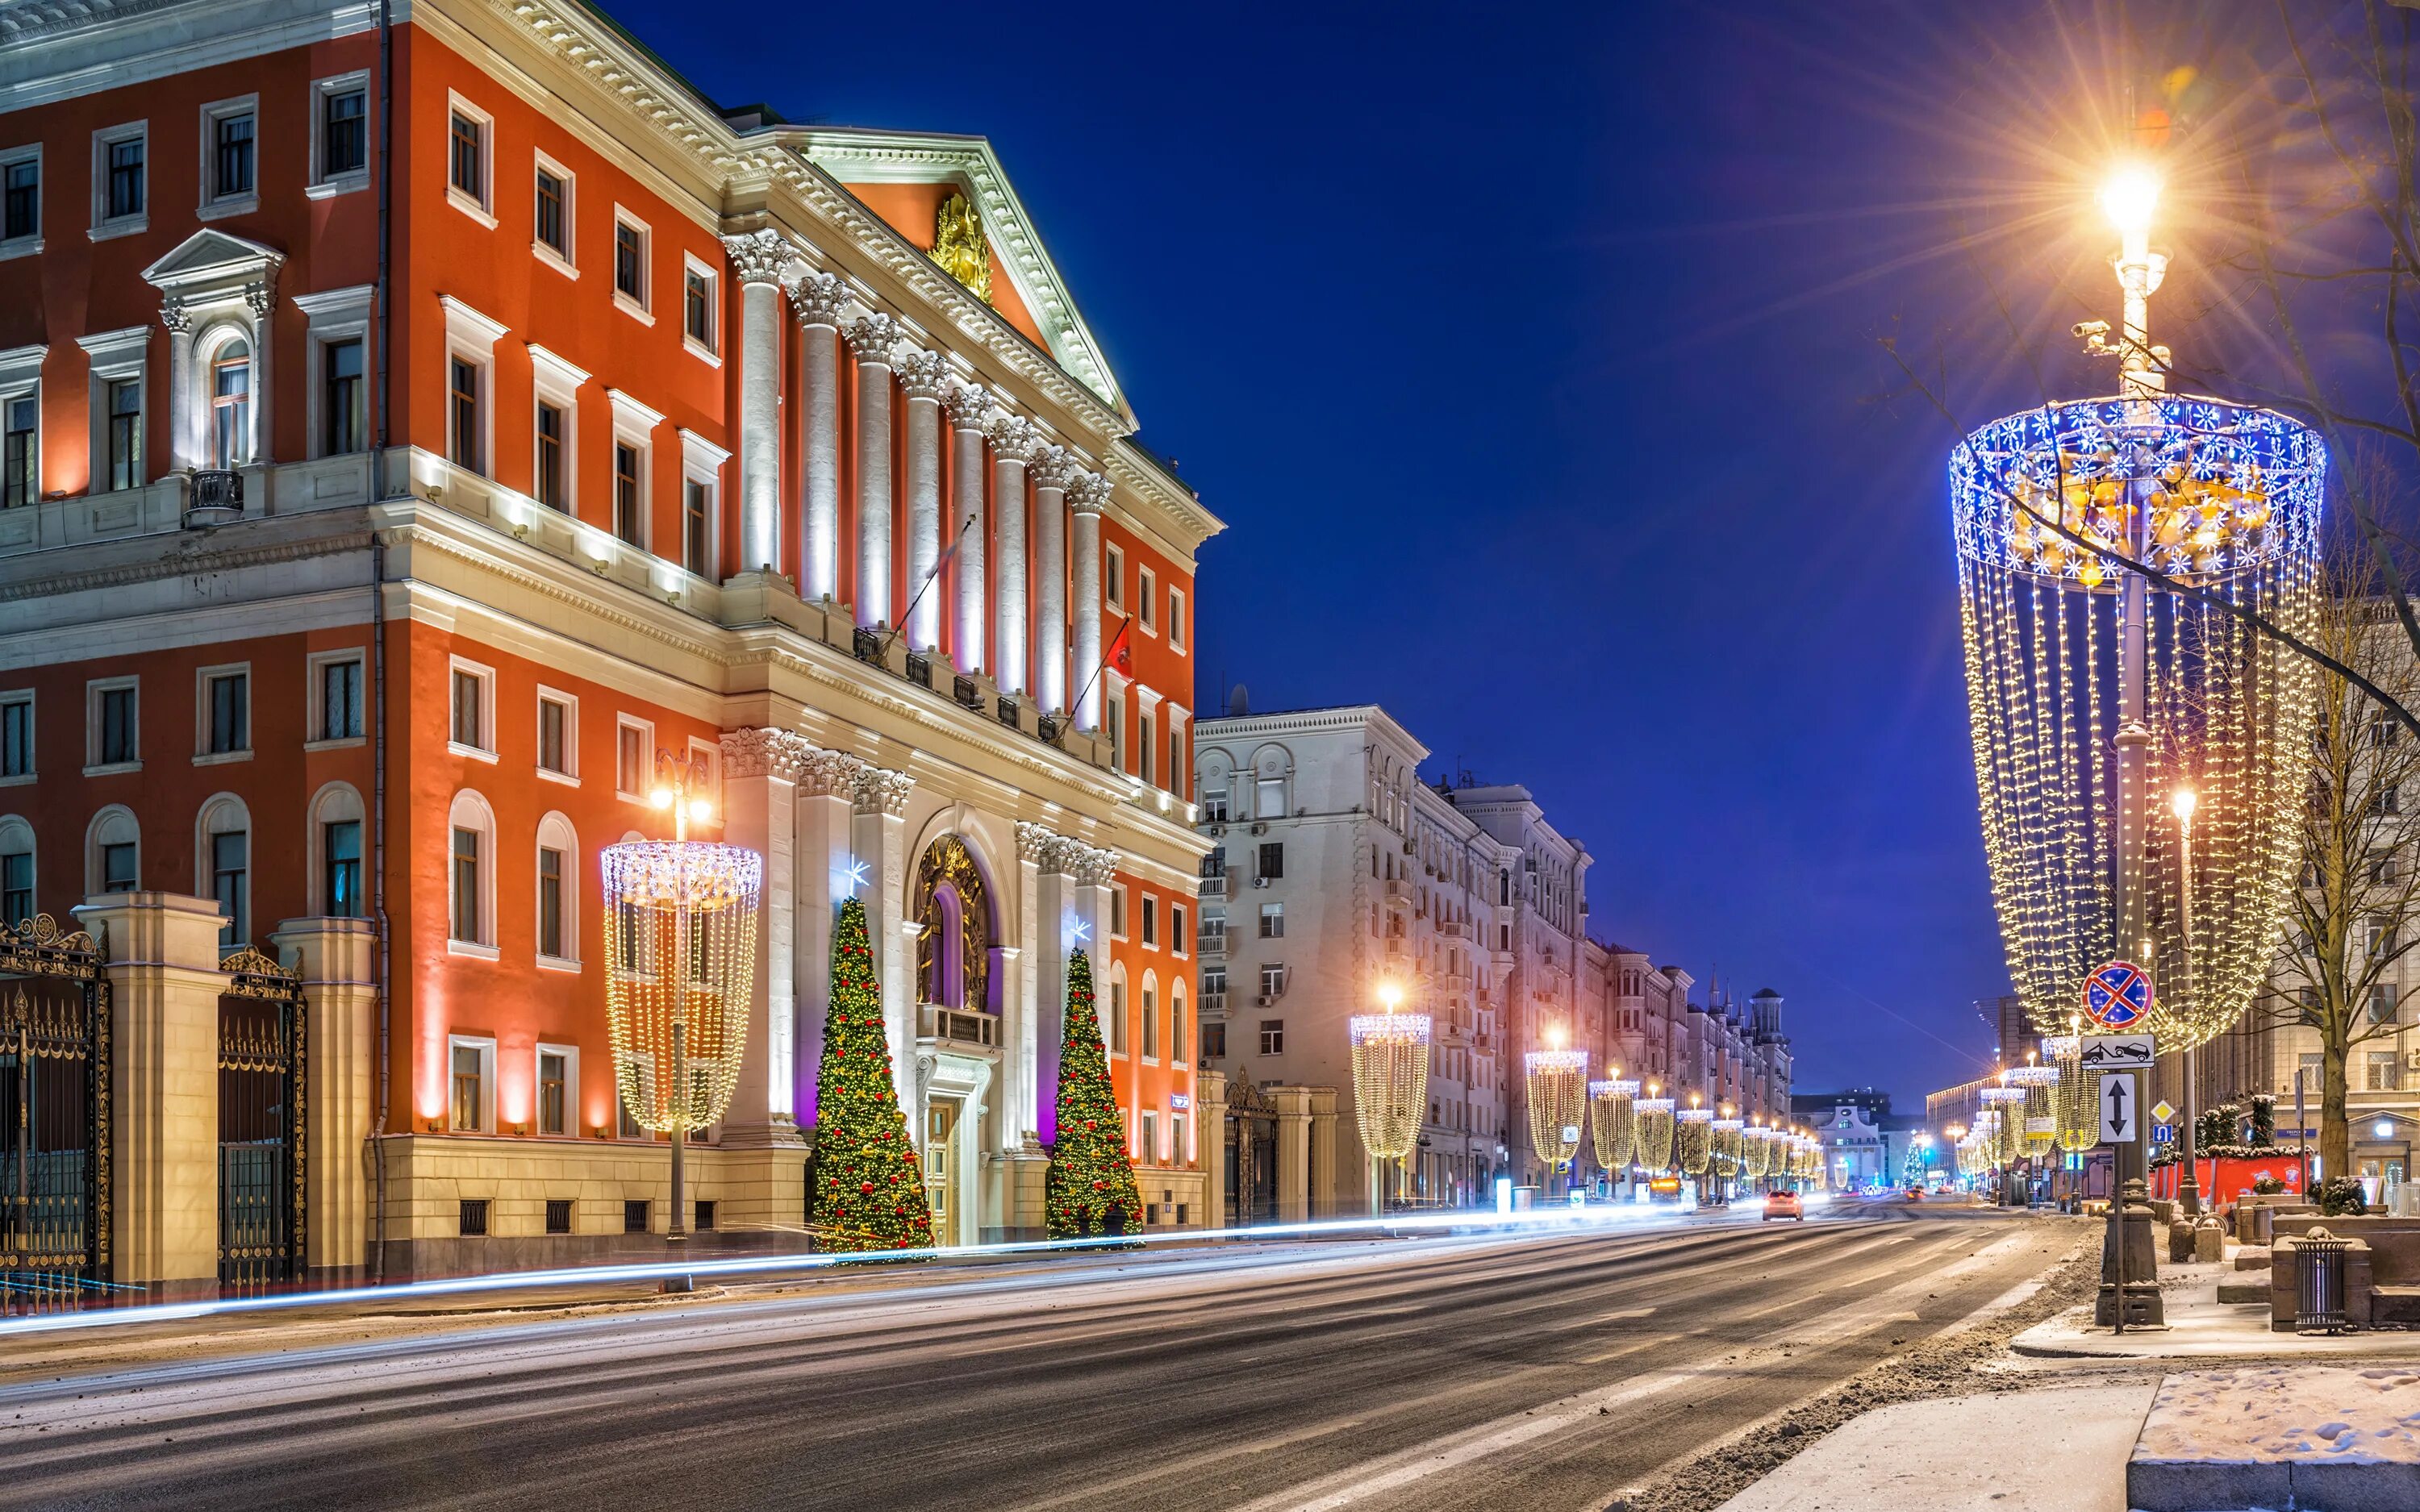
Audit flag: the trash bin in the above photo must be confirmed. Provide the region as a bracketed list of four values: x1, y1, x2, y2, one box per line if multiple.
[2297, 1234, 2351, 1334]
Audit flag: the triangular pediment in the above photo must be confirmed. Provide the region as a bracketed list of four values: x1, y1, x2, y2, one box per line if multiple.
[141, 228, 286, 293]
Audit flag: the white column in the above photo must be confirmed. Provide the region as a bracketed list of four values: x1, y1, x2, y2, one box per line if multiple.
[793, 748, 863, 1128]
[944, 382, 992, 673]
[1070, 473, 1108, 732]
[723, 231, 792, 577]
[719, 728, 807, 1142]
[853, 765, 917, 1082]
[161, 298, 196, 473]
[787, 273, 851, 603]
[244, 281, 275, 465]
[1032, 447, 1073, 713]
[987, 416, 1037, 697]
[896, 348, 945, 652]
[845, 314, 899, 627]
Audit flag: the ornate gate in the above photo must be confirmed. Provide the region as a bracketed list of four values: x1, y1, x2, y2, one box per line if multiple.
[219, 948, 305, 1293]
[0, 916, 110, 1311]
[1224, 1072, 1278, 1228]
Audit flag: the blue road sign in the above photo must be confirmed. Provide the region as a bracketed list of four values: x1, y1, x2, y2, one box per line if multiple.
[2085, 960, 2153, 1029]
[2151, 1124, 2174, 1145]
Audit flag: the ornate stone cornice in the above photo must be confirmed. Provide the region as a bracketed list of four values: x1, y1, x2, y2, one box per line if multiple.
[720, 726, 816, 779]
[987, 414, 1041, 464]
[1029, 447, 1077, 492]
[720, 228, 795, 286]
[844, 314, 899, 366]
[795, 747, 866, 798]
[895, 349, 946, 402]
[1066, 473, 1111, 515]
[942, 381, 993, 432]
[785, 270, 853, 328]
[1066, 842, 1118, 886]
[1016, 820, 1059, 864]
[853, 764, 915, 817]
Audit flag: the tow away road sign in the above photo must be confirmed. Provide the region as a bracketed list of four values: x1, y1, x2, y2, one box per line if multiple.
[2099, 1073, 2139, 1145]
[2079, 1033, 2155, 1071]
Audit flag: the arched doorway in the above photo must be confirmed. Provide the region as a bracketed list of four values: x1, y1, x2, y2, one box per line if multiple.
[910, 835, 999, 1247]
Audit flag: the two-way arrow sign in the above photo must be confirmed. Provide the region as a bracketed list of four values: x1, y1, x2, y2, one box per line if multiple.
[2099, 1073, 2138, 1145]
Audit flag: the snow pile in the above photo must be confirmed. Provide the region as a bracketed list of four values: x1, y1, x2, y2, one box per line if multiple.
[2135, 1366, 2420, 1465]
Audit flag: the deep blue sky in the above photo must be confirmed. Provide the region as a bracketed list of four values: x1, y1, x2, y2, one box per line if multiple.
[607, 0, 2238, 1106]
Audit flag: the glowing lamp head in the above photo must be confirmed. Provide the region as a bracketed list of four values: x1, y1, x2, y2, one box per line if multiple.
[688, 798, 714, 824]
[649, 785, 675, 810]
[2100, 162, 2161, 239]
[2377, 1118, 2395, 1139]
[1546, 1025, 1566, 1051]
[1378, 981, 1403, 1012]
[2172, 786, 2198, 823]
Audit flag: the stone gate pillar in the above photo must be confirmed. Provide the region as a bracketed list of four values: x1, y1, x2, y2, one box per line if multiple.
[269, 915, 375, 1285]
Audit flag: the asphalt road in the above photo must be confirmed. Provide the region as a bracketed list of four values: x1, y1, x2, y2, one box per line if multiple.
[0, 1202, 2070, 1512]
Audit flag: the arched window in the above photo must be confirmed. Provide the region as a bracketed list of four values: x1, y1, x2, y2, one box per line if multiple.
[536, 810, 579, 966]
[196, 327, 256, 470]
[446, 789, 497, 955]
[912, 834, 992, 1011]
[1106, 961, 1129, 1057]
[195, 793, 251, 946]
[307, 782, 365, 918]
[0, 814, 33, 927]
[86, 806, 140, 896]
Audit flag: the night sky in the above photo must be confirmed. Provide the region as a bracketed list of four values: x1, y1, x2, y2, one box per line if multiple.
[603, 1, 2296, 1106]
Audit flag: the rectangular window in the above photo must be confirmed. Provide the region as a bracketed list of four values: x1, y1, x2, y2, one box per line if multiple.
[538, 1048, 570, 1136]
[100, 840, 136, 894]
[323, 818, 361, 918]
[617, 719, 650, 798]
[1138, 567, 1156, 631]
[0, 695, 28, 778]
[211, 829, 247, 944]
[2372, 983, 2399, 1024]
[1142, 986, 1159, 1059]
[684, 478, 710, 577]
[615, 219, 647, 305]
[624, 1198, 649, 1231]
[1139, 714, 1155, 786]
[1171, 903, 1188, 958]
[449, 110, 483, 202]
[1258, 841, 1283, 880]
[1201, 783, 1229, 823]
[321, 86, 366, 179]
[105, 133, 144, 221]
[1255, 777, 1286, 820]
[211, 108, 255, 200]
[1107, 693, 1124, 773]
[545, 1198, 572, 1234]
[2, 395, 31, 507]
[1109, 979, 1128, 1055]
[536, 402, 566, 510]
[539, 846, 565, 959]
[323, 338, 363, 455]
[449, 359, 482, 474]
[1170, 994, 1187, 1063]
[320, 658, 362, 740]
[98, 685, 136, 765]
[538, 696, 571, 776]
[1169, 587, 1187, 653]
[1199, 906, 1225, 955]
[2, 153, 37, 243]
[615, 443, 643, 545]
[106, 379, 140, 489]
[450, 1040, 488, 1132]
[1202, 1021, 1226, 1060]
[204, 670, 248, 755]
[0, 850, 29, 927]
[450, 666, 491, 753]
[1259, 901, 1284, 939]
[1259, 963, 1286, 999]
[684, 267, 714, 349]
[211, 351, 251, 469]
[1105, 544, 1124, 610]
[2369, 1050, 2401, 1093]
[1258, 1018, 1283, 1056]
[536, 169, 568, 256]
[1110, 884, 1128, 940]
[1141, 895, 1158, 948]
[450, 826, 482, 943]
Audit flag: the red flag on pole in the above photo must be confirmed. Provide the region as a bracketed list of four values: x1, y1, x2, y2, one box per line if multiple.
[1106, 614, 1134, 675]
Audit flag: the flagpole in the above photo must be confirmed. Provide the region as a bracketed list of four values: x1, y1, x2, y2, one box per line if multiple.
[1068, 613, 1133, 730]
[880, 510, 978, 658]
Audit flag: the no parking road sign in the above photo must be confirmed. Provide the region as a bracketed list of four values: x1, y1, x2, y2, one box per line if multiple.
[2084, 960, 2153, 1029]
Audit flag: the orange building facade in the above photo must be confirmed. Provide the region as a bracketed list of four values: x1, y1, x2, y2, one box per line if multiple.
[0, 0, 1219, 1288]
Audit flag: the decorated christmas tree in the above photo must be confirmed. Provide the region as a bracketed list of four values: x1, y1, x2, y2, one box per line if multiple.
[1045, 948, 1143, 1239]
[809, 896, 934, 1253]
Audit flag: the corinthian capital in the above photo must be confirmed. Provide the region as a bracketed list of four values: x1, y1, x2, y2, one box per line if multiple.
[1016, 820, 1061, 864]
[1029, 446, 1077, 492]
[987, 414, 1041, 463]
[943, 381, 994, 432]
[895, 349, 947, 402]
[1067, 843, 1119, 887]
[853, 764, 916, 817]
[845, 314, 900, 366]
[795, 748, 866, 798]
[786, 270, 853, 328]
[160, 295, 191, 335]
[720, 228, 798, 286]
[1066, 472, 1112, 515]
[719, 727, 816, 780]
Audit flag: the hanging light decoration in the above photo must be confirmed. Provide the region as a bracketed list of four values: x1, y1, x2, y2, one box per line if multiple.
[1750, 1126, 1778, 1181]
[1951, 165, 2324, 1062]
[1980, 1086, 2028, 1170]
[1635, 1096, 1676, 1172]
[2045, 1034, 2099, 1156]
[1588, 1077, 1639, 1173]
[1525, 1048, 1588, 1171]
[1349, 989, 1432, 1164]
[2007, 1063, 2062, 1157]
[1676, 1106, 1713, 1177]
[1710, 1118, 1744, 1181]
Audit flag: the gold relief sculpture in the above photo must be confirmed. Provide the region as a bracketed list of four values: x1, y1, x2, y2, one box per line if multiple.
[932, 191, 993, 304]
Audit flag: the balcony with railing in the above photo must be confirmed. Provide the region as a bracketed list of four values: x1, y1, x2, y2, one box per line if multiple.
[916, 1004, 999, 1050]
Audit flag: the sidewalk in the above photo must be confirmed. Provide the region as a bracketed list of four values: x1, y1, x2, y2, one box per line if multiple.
[1711, 1384, 2158, 1512]
[2010, 1256, 2420, 1361]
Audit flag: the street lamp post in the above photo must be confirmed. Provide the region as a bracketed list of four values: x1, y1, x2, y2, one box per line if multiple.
[2173, 785, 2201, 1217]
[1349, 980, 1429, 1217]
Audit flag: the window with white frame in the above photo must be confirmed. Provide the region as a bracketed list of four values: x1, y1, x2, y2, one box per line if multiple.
[1110, 882, 1129, 940]
[528, 344, 589, 514]
[1141, 893, 1158, 948]
[1140, 1109, 1158, 1164]
[310, 781, 364, 918]
[449, 658, 494, 758]
[616, 717, 653, 799]
[682, 256, 717, 360]
[198, 794, 249, 945]
[536, 687, 578, 781]
[447, 789, 497, 955]
[1137, 566, 1156, 633]
[1107, 688, 1124, 773]
[77, 327, 146, 491]
[1, 377, 35, 508]
[0, 816, 31, 928]
[195, 664, 250, 760]
[445, 94, 494, 226]
[612, 208, 651, 319]
[1168, 586, 1187, 653]
[536, 1043, 578, 1135]
[1171, 902, 1188, 960]
[1, 144, 40, 255]
[198, 327, 253, 469]
[1171, 982, 1188, 1064]
[536, 810, 578, 966]
[198, 95, 257, 216]
[1141, 975, 1160, 1060]
[308, 650, 365, 746]
[1105, 543, 1124, 610]
[607, 389, 663, 549]
[86, 806, 138, 895]
[308, 73, 368, 196]
[91, 122, 146, 235]
[439, 298, 505, 479]
[449, 1035, 496, 1132]
[87, 677, 137, 772]
[294, 285, 373, 460]
[532, 152, 575, 275]
[680, 428, 727, 579]
[0, 691, 29, 781]
[1108, 971, 1128, 1056]
[685, 737, 719, 811]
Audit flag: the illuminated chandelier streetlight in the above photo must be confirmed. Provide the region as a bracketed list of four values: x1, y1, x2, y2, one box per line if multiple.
[1676, 1096, 1713, 1184]
[603, 748, 764, 1291]
[1635, 1085, 1675, 1174]
[1588, 1075, 1639, 1186]
[1349, 981, 1431, 1215]
[1525, 1034, 1588, 1189]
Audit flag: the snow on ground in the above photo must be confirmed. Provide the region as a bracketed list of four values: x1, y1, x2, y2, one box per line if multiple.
[2135, 1366, 2420, 1464]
